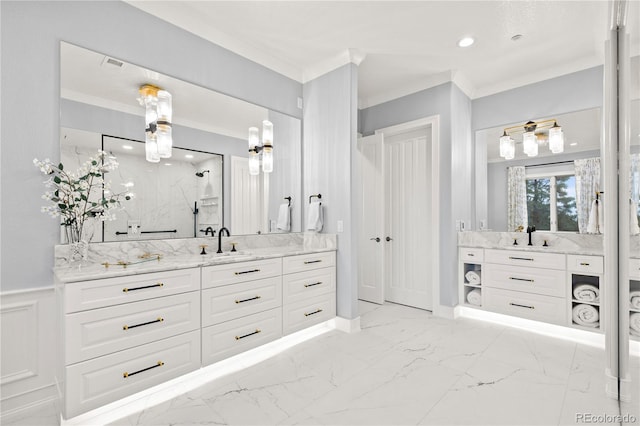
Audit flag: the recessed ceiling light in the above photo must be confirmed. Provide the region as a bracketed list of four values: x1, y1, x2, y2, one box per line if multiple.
[185, 154, 194, 159]
[164, 163, 172, 166]
[511, 34, 523, 41]
[458, 37, 475, 48]
[122, 145, 133, 150]
[570, 142, 578, 146]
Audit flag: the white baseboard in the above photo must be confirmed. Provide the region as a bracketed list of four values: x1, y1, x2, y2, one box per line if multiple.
[333, 316, 361, 333]
[433, 304, 456, 319]
[1, 287, 58, 423]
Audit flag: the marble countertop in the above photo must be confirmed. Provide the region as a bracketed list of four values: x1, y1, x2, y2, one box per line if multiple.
[54, 247, 336, 283]
[457, 243, 604, 256]
[458, 231, 604, 256]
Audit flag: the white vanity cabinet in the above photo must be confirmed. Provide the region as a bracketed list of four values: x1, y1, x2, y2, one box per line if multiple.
[482, 249, 567, 325]
[57, 268, 202, 418]
[459, 247, 605, 331]
[201, 258, 283, 365]
[282, 252, 336, 335]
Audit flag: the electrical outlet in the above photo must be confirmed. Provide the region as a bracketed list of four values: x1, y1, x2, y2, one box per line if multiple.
[337, 220, 344, 233]
[128, 220, 141, 235]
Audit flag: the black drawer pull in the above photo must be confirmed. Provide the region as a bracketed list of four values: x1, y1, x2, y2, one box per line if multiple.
[509, 277, 535, 283]
[235, 329, 261, 340]
[234, 269, 260, 275]
[123, 283, 164, 292]
[579, 262, 590, 266]
[304, 309, 323, 317]
[467, 253, 475, 257]
[304, 260, 322, 264]
[123, 317, 164, 330]
[509, 302, 535, 310]
[123, 361, 164, 378]
[509, 256, 534, 261]
[304, 282, 323, 288]
[235, 296, 261, 304]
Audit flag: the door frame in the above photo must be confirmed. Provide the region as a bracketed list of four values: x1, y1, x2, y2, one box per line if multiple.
[374, 115, 442, 316]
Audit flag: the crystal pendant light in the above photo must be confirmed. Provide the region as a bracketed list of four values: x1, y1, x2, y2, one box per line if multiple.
[523, 131, 538, 157]
[139, 84, 172, 162]
[499, 131, 515, 160]
[548, 121, 564, 153]
[156, 90, 173, 158]
[261, 120, 274, 173]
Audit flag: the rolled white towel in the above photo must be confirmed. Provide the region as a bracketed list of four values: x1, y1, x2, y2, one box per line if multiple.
[466, 289, 482, 306]
[573, 284, 599, 303]
[572, 304, 600, 328]
[465, 270, 481, 285]
[630, 291, 640, 311]
[630, 313, 640, 337]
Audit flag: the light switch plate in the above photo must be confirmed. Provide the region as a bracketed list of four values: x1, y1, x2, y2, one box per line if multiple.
[337, 220, 344, 233]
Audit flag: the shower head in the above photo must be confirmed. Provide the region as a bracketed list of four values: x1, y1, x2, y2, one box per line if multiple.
[195, 170, 210, 178]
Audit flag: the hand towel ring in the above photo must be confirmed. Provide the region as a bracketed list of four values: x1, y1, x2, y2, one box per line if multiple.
[284, 196, 292, 207]
[309, 194, 322, 204]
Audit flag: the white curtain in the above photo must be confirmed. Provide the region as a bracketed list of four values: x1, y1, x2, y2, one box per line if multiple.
[574, 157, 601, 233]
[507, 166, 527, 231]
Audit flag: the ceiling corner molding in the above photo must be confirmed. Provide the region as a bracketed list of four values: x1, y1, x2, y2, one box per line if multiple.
[302, 48, 366, 83]
[451, 71, 476, 99]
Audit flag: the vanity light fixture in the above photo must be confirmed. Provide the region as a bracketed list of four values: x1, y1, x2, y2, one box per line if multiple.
[499, 119, 564, 159]
[138, 84, 173, 163]
[247, 120, 274, 176]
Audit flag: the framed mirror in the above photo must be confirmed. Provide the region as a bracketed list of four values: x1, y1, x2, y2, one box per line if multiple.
[60, 42, 302, 242]
[475, 107, 601, 232]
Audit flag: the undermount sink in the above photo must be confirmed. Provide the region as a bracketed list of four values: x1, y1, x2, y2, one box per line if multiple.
[200, 251, 254, 261]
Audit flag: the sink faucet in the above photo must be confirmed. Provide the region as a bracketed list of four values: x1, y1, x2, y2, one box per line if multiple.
[526, 225, 536, 246]
[203, 227, 215, 237]
[217, 227, 230, 253]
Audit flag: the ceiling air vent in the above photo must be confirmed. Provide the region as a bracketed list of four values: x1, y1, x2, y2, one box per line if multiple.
[101, 56, 124, 68]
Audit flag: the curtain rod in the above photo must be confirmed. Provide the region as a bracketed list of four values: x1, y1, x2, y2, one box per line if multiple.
[524, 160, 574, 168]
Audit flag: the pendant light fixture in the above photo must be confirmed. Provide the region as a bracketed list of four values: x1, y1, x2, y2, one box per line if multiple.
[139, 84, 172, 163]
[247, 120, 274, 176]
[499, 118, 564, 160]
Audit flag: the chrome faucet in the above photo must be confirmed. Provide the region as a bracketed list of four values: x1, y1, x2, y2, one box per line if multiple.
[203, 227, 215, 237]
[526, 225, 536, 246]
[217, 227, 230, 253]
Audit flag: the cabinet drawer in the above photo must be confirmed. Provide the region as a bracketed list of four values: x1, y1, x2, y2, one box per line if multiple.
[629, 258, 640, 279]
[64, 268, 200, 313]
[484, 249, 566, 270]
[567, 255, 603, 274]
[283, 293, 335, 335]
[202, 308, 282, 366]
[282, 252, 335, 274]
[459, 248, 484, 263]
[202, 258, 282, 289]
[64, 330, 200, 418]
[202, 276, 282, 327]
[65, 291, 200, 364]
[484, 264, 565, 297]
[283, 267, 336, 304]
[483, 287, 566, 325]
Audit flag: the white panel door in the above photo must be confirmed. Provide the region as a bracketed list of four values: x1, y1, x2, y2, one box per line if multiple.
[385, 130, 432, 310]
[356, 134, 384, 304]
[230, 156, 264, 235]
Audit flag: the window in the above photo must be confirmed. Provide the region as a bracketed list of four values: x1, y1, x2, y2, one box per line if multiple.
[526, 173, 578, 232]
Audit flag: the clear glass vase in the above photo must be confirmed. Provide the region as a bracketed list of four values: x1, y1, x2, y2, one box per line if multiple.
[68, 239, 89, 264]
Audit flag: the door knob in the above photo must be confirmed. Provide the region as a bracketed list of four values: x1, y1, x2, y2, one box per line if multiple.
[370, 237, 381, 242]
[386, 237, 393, 242]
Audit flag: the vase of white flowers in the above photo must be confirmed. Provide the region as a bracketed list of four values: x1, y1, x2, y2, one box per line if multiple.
[34, 151, 132, 264]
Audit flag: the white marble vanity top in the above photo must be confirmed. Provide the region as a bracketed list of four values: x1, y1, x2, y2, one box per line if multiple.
[458, 231, 604, 256]
[54, 232, 337, 283]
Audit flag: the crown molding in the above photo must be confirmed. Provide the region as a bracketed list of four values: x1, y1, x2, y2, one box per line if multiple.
[302, 48, 367, 83]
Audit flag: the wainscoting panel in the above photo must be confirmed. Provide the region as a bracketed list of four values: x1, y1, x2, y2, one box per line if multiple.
[1, 287, 57, 421]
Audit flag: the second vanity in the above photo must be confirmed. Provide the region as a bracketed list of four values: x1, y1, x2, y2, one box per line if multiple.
[54, 234, 337, 419]
[458, 231, 604, 332]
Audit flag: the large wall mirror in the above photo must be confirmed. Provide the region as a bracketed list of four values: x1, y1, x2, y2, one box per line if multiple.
[475, 107, 602, 232]
[60, 42, 302, 242]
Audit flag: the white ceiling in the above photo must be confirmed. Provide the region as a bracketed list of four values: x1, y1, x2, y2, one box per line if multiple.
[125, 0, 623, 108]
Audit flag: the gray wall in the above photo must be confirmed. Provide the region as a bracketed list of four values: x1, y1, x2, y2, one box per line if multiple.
[303, 63, 359, 320]
[359, 82, 472, 307]
[60, 99, 249, 230]
[1, 1, 302, 291]
[472, 66, 603, 132]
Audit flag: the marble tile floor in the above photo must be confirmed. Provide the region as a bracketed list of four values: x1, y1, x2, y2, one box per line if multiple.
[6, 301, 639, 426]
